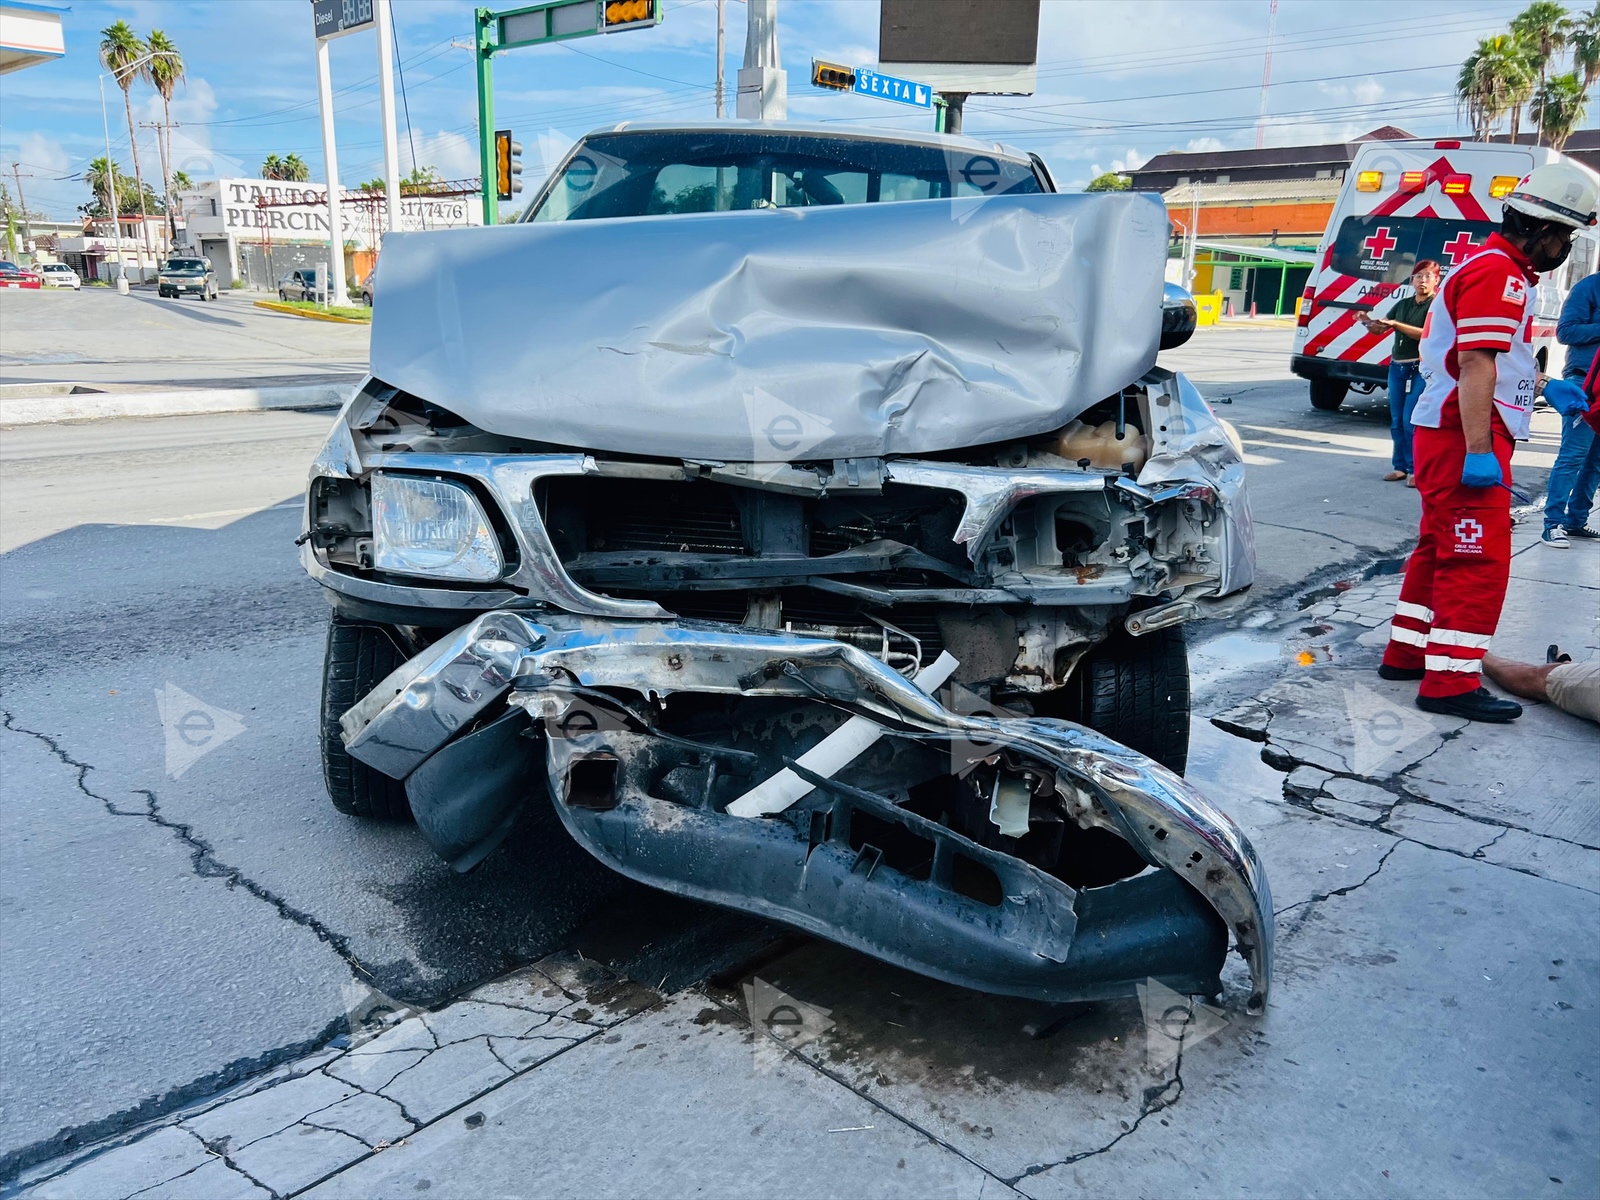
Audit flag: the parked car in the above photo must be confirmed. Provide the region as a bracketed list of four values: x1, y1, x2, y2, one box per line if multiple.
[38, 263, 81, 290]
[158, 256, 218, 300]
[278, 269, 316, 302]
[0, 260, 42, 289]
[359, 260, 378, 307]
[302, 123, 1271, 1015]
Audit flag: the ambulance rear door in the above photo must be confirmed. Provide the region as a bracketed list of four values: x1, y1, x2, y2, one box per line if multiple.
[1293, 140, 1537, 408]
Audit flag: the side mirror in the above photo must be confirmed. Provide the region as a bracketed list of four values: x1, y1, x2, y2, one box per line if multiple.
[1160, 282, 1197, 350]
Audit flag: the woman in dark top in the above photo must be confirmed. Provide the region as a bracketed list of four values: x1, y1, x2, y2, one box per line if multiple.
[1362, 258, 1440, 486]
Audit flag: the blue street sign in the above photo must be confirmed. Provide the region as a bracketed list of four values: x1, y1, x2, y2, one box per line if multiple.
[853, 68, 933, 109]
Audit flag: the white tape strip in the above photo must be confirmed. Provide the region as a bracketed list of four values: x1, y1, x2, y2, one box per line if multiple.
[724, 651, 960, 819]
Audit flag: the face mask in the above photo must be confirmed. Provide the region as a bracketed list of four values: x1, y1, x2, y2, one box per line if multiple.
[1529, 233, 1574, 272]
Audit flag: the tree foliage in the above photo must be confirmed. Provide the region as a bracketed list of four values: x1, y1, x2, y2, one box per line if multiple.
[261, 153, 310, 182]
[1085, 172, 1132, 192]
[1458, 4, 1592, 143]
[80, 158, 163, 219]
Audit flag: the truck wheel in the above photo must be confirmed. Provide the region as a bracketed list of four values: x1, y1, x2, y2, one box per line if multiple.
[1074, 626, 1191, 775]
[1309, 378, 1348, 411]
[321, 616, 413, 821]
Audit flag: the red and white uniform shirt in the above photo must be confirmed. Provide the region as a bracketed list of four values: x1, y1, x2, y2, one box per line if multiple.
[1413, 233, 1541, 441]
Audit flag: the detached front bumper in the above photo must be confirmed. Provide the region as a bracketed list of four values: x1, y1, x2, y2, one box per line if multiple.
[341, 612, 1274, 1011]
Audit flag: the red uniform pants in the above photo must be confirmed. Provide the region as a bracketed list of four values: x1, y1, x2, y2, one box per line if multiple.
[1382, 424, 1514, 698]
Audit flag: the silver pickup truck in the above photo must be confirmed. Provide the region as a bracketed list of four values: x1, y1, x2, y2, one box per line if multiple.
[300, 123, 1272, 1013]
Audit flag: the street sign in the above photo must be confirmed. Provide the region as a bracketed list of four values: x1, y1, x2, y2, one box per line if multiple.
[852, 67, 932, 109]
[312, 0, 375, 42]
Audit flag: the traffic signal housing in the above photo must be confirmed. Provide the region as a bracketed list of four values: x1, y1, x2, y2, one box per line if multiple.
[601, 0, 659, 32]
[495, 130, 523, 202]
[812, 59, 856, 91]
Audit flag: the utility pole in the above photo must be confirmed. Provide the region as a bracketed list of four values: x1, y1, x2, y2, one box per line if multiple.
[140, 120, 179, 246]
[374, 0, 403, 236]
[715, 0, 725, 118]
[10, 163, 33, 250]
[315, 35, 348, 306]
[736, 0, 785, 121]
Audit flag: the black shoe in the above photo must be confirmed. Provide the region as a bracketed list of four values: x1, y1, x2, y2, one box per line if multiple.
[1567, 525, 1600, 541]
[1416, 688, 1523, 723]
[1378, 663, 1425, 681]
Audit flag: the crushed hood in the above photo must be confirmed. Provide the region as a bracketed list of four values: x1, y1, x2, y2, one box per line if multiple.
[369, 192, 1167, 461]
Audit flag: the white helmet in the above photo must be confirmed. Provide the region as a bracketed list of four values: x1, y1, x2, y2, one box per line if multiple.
[1503, 161, 1599, 229]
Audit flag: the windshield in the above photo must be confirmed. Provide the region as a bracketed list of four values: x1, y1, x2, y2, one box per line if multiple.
[527, 131, 1043, 223]
[1329, 215, 1495, 295]
[166, 259, 207, 271]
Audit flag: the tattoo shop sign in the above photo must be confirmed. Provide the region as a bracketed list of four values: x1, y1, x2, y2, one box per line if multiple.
[216, 179, 478, 240]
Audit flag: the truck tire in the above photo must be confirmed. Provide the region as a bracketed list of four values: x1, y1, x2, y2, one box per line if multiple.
[321, 616, 413, 821]
[1309, 378, 1348, 411]
[1074, 626, 1191, 775]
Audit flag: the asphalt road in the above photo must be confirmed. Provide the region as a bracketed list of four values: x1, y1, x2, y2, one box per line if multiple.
[0, 288, 368, 390]
[0, 323, 1573, 1180]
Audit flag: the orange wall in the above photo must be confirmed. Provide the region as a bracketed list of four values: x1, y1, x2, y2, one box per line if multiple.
[1169, 201, 1334, 240]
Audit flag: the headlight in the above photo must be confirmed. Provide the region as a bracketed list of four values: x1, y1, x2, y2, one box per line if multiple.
[370, 473, 504, 582]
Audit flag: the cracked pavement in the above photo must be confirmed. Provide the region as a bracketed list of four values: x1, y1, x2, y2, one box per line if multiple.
[3, 327, 1595, 1197]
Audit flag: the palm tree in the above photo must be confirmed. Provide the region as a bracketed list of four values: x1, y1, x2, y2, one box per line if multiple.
[147, 30, 183, 235]
[1511, 1, 1573, 143]
[100, 21, 152, 262]
[282, 153, 310, 182]
[1572, 1, 1600, 90]
[1535, 71, 1590, 149]
[261, 154, 285, 180]
[1458, 35, 1536, 141]
[172, 169, 193, 191]
[85, 156, 121, 221]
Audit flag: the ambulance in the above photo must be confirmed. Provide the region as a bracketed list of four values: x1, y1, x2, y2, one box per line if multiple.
[1292, 139, 1600, 410]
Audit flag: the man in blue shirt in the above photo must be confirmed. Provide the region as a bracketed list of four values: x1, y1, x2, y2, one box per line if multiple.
[1545, 270, 1600, 546]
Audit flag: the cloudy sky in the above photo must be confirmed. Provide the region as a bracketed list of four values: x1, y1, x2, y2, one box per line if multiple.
[0, 0, 1571, 219]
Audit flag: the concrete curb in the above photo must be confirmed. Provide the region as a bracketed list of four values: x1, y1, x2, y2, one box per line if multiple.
[253, 299, 370, 324]
[0, 382, 352, 426]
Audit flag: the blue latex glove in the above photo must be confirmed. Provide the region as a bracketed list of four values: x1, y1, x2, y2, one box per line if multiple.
[1461, 452, 1503, 488]
[1544, 379, 1589, 418]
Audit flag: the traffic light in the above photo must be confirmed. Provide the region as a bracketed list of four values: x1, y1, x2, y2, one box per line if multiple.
[495, 130, 523, 202]
[601, 0, 659, 32]
[811, 59, 856, 91]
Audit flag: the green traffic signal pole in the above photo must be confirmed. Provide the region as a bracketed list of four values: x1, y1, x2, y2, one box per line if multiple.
[474, 1, 663, 226]
[476, 8, 498, 226]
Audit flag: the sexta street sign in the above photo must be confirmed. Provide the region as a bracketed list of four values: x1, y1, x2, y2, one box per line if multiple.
[853, 67, 932, 109]
[312, 0, 375, 41]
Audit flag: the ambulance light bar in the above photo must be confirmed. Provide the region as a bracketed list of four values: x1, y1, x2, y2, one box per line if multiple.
[1489, 175, 1519, 198]
[1356, 171, 1383, 192]
[1398, 171, 1426, 193]
[1442, 174, 1471, 196]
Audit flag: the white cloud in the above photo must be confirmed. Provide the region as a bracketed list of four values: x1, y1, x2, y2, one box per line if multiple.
[1111, 148, 1148, 172]
[1185, 137, 1227, 153]
[17, 131, 69, 175]
[401, 129, 480, 182]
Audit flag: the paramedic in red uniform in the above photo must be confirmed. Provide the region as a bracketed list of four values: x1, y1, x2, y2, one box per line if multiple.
[1381, 162, 1599, 722]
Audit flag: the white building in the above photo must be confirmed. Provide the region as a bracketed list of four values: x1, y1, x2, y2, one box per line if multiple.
[176, 177, 482, 291]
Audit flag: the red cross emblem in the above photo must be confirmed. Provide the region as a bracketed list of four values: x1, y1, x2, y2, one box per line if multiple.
[1442, 231, 1481, 265]
[1364, 226, 1397, 259]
